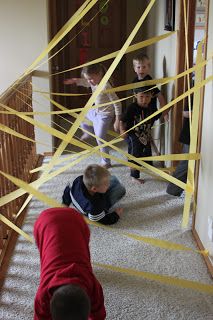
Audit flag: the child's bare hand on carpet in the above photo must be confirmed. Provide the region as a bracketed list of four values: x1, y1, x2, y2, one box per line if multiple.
[114, 208, 123, 216]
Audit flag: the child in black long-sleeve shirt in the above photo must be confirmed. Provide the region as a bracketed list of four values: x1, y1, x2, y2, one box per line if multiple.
[132, 53, 168, 120]
[62, 164, 126, 225]
[120, 86, 162, 184]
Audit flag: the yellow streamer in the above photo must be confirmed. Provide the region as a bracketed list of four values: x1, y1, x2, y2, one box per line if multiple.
[0, 214, 33, 243]
[0, 171, 63, 208]
[182, 40, 204, 228]
[0, 166, 207, 256]
[94, 263, 213, 294]
[39, 0, 156, 182]
[23, 0, 98, 76]
[86, 218, 207, 255]
[52, 31, 175, 75]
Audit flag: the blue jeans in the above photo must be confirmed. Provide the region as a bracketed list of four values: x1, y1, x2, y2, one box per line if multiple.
[126, 135, 152, 179]
[105, 176, 126, 209]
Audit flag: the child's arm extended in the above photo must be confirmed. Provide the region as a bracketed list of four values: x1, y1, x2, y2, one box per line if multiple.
[64, 78, 90, 87]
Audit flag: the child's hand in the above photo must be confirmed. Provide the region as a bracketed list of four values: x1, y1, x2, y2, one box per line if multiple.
[114, 207, 123, 217]
[183, 111, 190, 118]
[163, 113, 169, 122]
[120, 131, 127, 139]
[113, 118, 120, 132]
[64, 78, 77, 85]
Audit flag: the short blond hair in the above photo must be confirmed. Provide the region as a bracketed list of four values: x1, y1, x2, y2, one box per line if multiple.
[133, 53, 150, 66]
[83, 164, 110, 190]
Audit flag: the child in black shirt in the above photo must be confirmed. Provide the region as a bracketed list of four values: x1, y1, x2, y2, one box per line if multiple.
[132, 53, 168, 120]
[120, 86, 161, 184]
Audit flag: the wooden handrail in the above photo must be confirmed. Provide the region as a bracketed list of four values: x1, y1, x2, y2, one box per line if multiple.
[0, 75, 42, 267]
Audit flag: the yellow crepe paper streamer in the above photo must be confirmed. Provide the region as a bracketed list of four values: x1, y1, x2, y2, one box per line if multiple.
[0, 96, 194, 194]
[118, 75, 213, 138]
[31, 152, 199, 175]
[0, 150, 93, 209]
[0, 167, 207, 256]
[1, 76, 208, 195]
[33, 53, 212, 98]
[94, 262, 213, 295]
[30, 152, 88, 173]
[12, 136, 124, 218]
[0, 124, 55, 150]
[29, 53, 212, 123]
[0, 211, 211, 294]
[57, 123, 194, 192]
[0, 214, 33, 243]
[22, 0, 98, 77]
[0, 1, 211, 288]
[37, 0, 157, 182]
[52, 31, 176, 76]
[86, 218, 208, 255]
[34, 0, 110, 72]
[34, 55, 212, 126]
[0, 124, 207, 256]
[0, 120, 199, 254]
[74, 125, 193, 192]
[183, 0, 193, 132]
[182, 40, 204, 228]
[0, 171, 63, 209]
[0, 0, 210, 252]
[139, 153, 200, 161]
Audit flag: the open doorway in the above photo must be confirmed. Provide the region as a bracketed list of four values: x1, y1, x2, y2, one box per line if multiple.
[48, 0, 126, 151]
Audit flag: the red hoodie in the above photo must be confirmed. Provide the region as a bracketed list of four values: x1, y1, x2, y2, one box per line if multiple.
[34, 207, 106, 320]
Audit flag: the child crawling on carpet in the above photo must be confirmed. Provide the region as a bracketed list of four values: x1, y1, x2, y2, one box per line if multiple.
[62, 164, 126, 225]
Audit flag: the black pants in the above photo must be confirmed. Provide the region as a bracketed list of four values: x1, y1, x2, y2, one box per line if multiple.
[127, 135, 152, 179]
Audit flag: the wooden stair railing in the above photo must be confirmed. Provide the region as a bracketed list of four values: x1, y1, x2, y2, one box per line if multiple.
[0, 75, 43, 270]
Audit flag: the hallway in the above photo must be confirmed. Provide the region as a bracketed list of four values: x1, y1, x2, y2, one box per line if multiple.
[0, 154, 212, 319]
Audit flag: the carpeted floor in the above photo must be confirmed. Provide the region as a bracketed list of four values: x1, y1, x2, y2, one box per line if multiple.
[0, 150, 213, 320]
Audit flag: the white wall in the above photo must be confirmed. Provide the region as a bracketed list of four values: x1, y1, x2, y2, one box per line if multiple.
[195, 0, 213, 261]
[0, 0, 52, 154]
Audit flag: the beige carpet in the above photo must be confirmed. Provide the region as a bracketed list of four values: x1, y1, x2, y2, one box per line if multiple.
[0, 151, 213, 319]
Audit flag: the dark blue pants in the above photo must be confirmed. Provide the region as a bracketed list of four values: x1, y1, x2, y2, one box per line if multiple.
[126, 135, 152, 179]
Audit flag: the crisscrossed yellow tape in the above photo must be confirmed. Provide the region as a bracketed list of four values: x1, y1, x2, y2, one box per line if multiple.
[1, 79, 211, 208]
[23, 0, 98, 77]
[34, 0, 110, 72]
[52, 31, 176, 76]
[0, 0, 212, 296]
[0, 168, 207, 256]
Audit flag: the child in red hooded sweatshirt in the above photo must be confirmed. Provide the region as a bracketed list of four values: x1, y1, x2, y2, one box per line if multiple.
[34, 207, 106, 320]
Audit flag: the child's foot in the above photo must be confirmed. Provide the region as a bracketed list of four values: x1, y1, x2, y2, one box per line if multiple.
[80, 133, 90, 141]
[131, 177, 145, 184]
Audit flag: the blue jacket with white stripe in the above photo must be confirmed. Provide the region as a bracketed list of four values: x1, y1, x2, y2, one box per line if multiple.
[62, 175, 119, 225]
